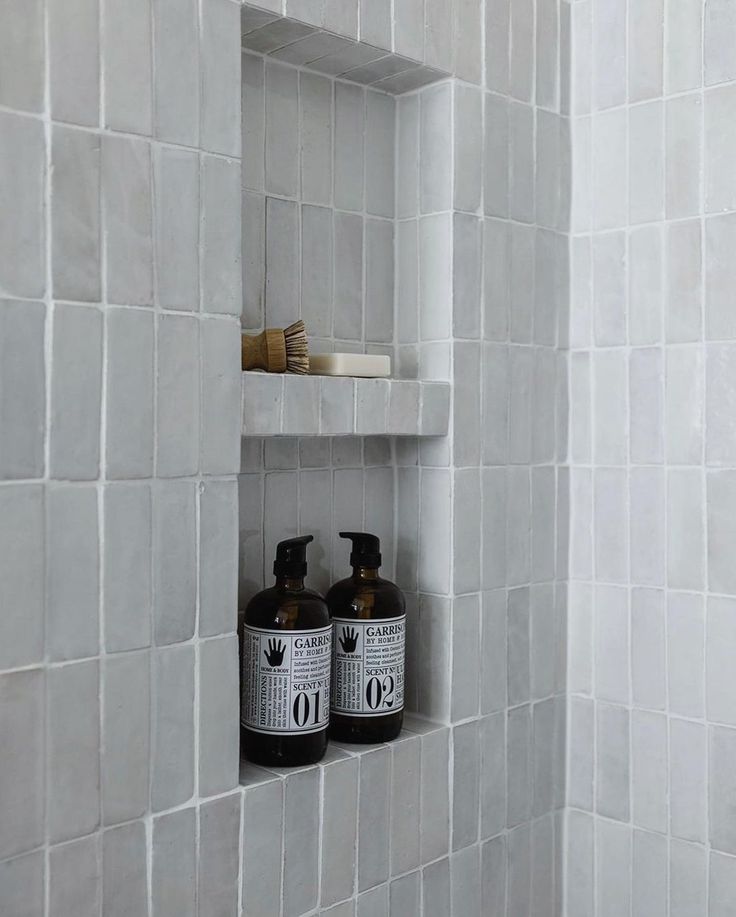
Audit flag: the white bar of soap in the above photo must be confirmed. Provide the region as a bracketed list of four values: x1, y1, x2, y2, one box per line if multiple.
[308, 353, 391, 377]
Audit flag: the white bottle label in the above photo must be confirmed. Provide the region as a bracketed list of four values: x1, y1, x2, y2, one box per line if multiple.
[241, 625, 331, 735]
[331, 616, 405, 716]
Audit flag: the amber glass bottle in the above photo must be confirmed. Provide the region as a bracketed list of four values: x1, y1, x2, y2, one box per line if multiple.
[326, 532, 406, 743]
[241, 535, 331, 767]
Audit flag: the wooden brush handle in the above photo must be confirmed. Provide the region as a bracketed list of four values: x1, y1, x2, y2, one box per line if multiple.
[242, 329, 287, 372]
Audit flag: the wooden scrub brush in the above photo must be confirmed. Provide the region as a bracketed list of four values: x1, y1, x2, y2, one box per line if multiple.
[241, 320, 309, 374]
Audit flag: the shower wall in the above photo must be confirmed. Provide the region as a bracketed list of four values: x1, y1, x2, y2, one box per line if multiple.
[565, 0, 736, 913]
[0, 0, 243, 912]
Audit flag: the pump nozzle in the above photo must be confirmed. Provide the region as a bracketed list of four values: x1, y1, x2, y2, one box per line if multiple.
[274, 535, 313, 578]
[339, 532, 382, 569]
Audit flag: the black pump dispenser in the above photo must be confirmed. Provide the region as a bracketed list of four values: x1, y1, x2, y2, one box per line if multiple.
[273, 534, 312, 578]
[240, 533, 331, 767]
[326, 531, 406, 744]
[340, 531, 381, 569]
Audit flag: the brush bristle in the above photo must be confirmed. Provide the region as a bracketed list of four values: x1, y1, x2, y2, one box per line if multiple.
[283, 320, 309, 374]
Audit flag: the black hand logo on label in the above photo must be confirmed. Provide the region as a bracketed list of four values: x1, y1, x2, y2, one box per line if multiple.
[264, 638, 285, 667]
[339, 626, 359, 654]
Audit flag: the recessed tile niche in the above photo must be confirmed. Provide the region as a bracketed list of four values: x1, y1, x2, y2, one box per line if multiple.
[240, 1, 453, 391]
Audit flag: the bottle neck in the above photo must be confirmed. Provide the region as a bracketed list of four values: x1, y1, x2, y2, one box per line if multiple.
[275, 574, 305, 591]
[352, 565, 379, 581]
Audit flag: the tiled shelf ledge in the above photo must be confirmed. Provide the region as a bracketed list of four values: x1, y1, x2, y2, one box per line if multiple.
[242, 2, 448, 94]
[240, 714, 447, 788]
[238, 716, 452, 915]
[242, 372, 450, 437]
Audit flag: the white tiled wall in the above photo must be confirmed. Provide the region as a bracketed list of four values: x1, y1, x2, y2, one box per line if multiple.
[566, 0, 736, 913]
[0, 0, 243, 911]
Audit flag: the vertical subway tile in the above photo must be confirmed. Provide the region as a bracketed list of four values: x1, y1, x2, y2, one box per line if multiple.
[242, 190, 265, 329]
[200, 319, 241, 475]
[668, 592, 705, 718]
[0, 485, 44, 670]
[398, 94, 420, 219]
[0, 0, 44, 112]
[200, 0, 241, 157]
[391, 736, 421, 876]
[420, 727, 450, 863]
[451, 594, 480, 719]
[102, 136, 153, 306]
[594, 468, 628, 584]
[45, 485, 99, 661]
[152, 808, 196, 917]
[358, 747, 391, 891]
[0, 300, 45, 479]
[151, 644, 194, 811]
[153, 0, 199, 146]
[51, 125, 101, 302]
[242, 51, 265, 193]
[49, 304, 103, 480]
[630, 468, 665, 587]
[419, 214, 452, 341]
[453, 720, 480, 850]
[510, 0, 534, 101]
[105, 308, 154, 478]
[426, 0, 453, 73]
[509, 102, 535, 224]
[0, 669, 44, 860]
[265, 196, 299, 327]
[484, 97, 510, 220]
[668, 469, 705, 591]
[423, 857, 451, 917]
[199, 478, 238, 637]
[300, 71, 332, 206]
[593, 231, 626, 346]
[102, 0, 152, 134]
[666, 0, 702, 93]
[104, 483, 152, 652]
[366, 91, 395, 219]
[666, 219, 702, 343]
[593, 0, 626, 109]
[321, 757, 358, 906]
[666, 345, 703, 464]
[154, 147, 200, 311]
[707, 597, 736, 726]
[665, 93, 702, 220]
[708, 471, 736, 596]
[333, 210, 363, 340]
[199, 635, 239, 797]
[709, 725, 736, 854]
[596, 703, 630, 821]
[49, 836, 100, 917]
[480, 712, 506, 838]
[631, 587, 666, 709]
[628, 0, 664, 102]
[394, 0, 423, 63]
[420, 83, 452, 214]
[629, 103, 665, 226]
[102, 821, 148, 917]
[390, 872, 420, 917]
[201, 155, 241, 315]
[596, 820, 631, 917]
[153, 480, 196, 644]
[157, 314, 199, 477]
[670, 717, 707, 842]
[631, 710, 667, 833]
[507, 705, 531, 829]
[706, 213, 736, 340]
[670, 839, 707, 917]
[198, 793, 241, 917]
[102, 652, 150, 826]
[334, 82, 365, 212]
[454, 84, 482, 213]
[47, 661, 100, 843]
[507, 823, 531, 917]
[360, 0, 391, 48]
[705, 85, 736, 213]
[0, 851, 44, 917]
[451, 845, 481, 917]
[365, 219, 394, 344]
[49, 0, 99, 125]
[705, 0, 736, 85]
[242, 779, 283, 917]
[710, 851, 736, 917]
[707, 344, 736, 465]
[632, 829, 667, 917]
